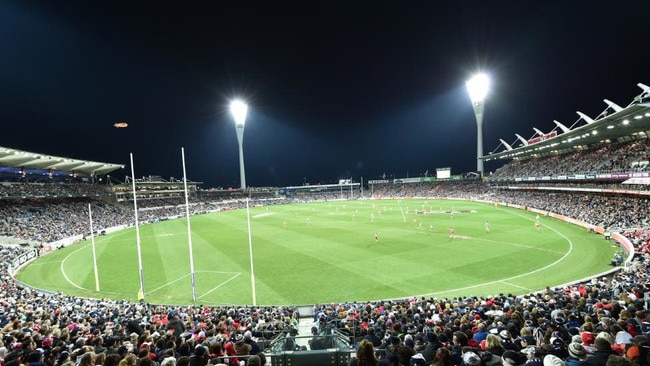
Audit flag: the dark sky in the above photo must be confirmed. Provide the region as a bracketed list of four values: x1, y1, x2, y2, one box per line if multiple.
[1, 1, 649, 188]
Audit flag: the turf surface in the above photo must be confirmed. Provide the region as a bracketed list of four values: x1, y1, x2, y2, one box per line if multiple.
[16, 199, 617, 305]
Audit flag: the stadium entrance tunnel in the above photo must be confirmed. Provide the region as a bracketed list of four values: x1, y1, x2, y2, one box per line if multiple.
[269, 332, 351, 353]
[267, 330, 352, 365]
[269, 349, 351, 366]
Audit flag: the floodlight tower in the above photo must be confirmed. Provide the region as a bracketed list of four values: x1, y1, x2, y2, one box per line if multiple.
[465, 73, 489, 175]
[230, 99, 248, 189]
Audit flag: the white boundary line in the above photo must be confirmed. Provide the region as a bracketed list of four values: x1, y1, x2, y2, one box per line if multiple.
[414, 208, 573, 297]
[196, 271, 242, 300]
[62, 242, 243, 299]
[146, 271, 242, 301]
[146, 274, 193, 294]
[58, 239, 139, 297]
[60, 241, 106, 290]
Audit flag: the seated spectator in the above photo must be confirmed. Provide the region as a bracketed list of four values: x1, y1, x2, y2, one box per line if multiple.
[566, 343, 587, 366]
[522, 346, 544, 366]
[431, 347, 453, 366]
[502, 350, 522, 366]
[585, 337, 617, 366]
[247, 355, 262, 366]
[348, 339, 378, 366]
[364, 327, 382, 347]
[544, 354, 566, 366]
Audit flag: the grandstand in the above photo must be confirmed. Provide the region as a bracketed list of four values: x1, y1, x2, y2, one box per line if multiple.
[2, 85, 650, 366]
[279, 180, 360, 200]
[0, 146, 124, 183]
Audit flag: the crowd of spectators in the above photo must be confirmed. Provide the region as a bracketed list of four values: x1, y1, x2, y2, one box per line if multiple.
[0, 198, 130, 243]
[488, 191, 650, 232]
[0, 182, 288, 244]
[368, 181, 491, 200]
[0, 183, 111, 199]
[490, 138, 650, 179]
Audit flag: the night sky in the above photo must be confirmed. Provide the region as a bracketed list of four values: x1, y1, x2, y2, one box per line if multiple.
[1, 1, 649, 188]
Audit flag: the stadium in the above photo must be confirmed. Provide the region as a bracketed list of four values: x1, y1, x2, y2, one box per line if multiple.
[1, 82, 650, 366]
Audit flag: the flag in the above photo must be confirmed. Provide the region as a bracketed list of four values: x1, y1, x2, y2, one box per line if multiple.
[382, 172, 386, 179]
[137, 288, 144, 301]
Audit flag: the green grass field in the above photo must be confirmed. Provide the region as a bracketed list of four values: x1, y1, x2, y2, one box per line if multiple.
[16, 199, 617, 306]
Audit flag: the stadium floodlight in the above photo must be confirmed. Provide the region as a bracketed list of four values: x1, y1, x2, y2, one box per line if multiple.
[230, 99, 248, 189]
[466, 73, 490, 174]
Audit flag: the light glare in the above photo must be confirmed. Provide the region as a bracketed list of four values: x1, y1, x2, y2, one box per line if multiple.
[230, 100, 248, 126]
[466, 73, 490, 104]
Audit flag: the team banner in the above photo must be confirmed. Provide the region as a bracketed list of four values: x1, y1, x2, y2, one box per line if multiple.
[527, 131, 557, 145]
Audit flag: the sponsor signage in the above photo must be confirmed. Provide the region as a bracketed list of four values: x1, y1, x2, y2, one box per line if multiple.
[11, 248, 38, 273]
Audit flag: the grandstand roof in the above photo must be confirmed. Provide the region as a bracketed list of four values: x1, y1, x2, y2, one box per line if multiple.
[0, 146, 125, 176]
[485, 83, 650, 162]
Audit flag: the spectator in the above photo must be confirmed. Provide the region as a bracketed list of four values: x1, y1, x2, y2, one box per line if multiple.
[247, 355, 262, 366]
[242, 331, 260, 356]
[348, 339, 378, 366]
[522, 346, 544, 366]
[431, 348, 453, 366]
[364, 327, 382, 348]
[485, 334, 505, 357]
[545, 355, 566, 366]
[566, 343, 587, 366]
[585, 338, 617, 366]
[503, 350, 522, 366]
